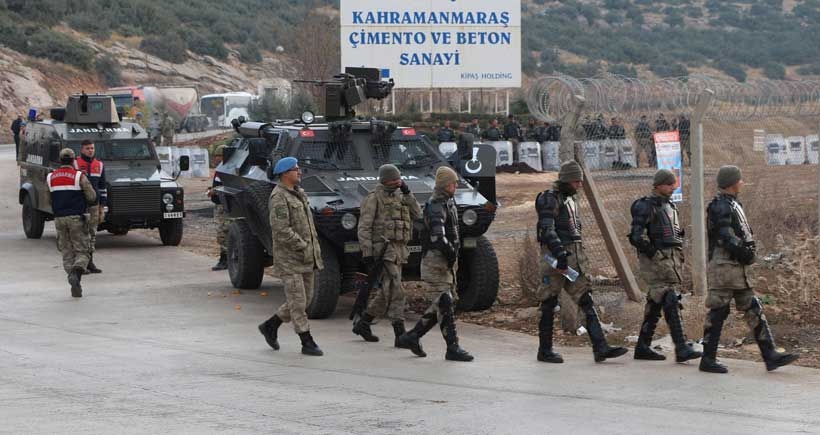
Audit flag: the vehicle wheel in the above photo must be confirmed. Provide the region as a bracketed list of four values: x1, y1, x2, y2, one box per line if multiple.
[307, 238, 340, 319]
[456, 236, 499, 312]
[22, 194, 45, 239]
[227, 219, 265, 289]
[246, 181, 273, 247]
[158, 219, 183, 246]
[107, 227, 129, 236]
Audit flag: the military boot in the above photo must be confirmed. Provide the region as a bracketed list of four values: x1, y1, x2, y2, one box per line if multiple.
[747, 300, 799, 371]
[440, 309, 474, 362]
[580, 293, 628, 362]
[398, 312, 438, 357]
[392, 321, 410, 349]
[211, 251, 228, 271]
[258, 314, 283, 350]
[298, 331, 323, 356]
[68, 267, 84, 298]
[352, 312, 380, 342]
[537, 297, 563, 363]
[699, 306, 729, 374]
[86, 254, 102, 274]
[662, 291, 702, 363]
[634, 299, 665, 361]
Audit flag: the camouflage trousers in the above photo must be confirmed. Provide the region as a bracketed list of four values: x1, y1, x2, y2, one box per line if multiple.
[365, 261, 406, 322]
[214, 204, 230, 253]
[638, 247, 683, 304]
[538, 243, 591, 305]
[419, 251, 457, 318]
[162, 135, 174, 146]
[705, 287, 767, 335]
[276, 272, 315, 334]
[55, 215, 91, 274]
[86, 205, 101, 253]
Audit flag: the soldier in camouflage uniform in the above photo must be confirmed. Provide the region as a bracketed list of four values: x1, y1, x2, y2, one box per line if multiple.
[398, 166, 474, 362]
[208, 145, 229, 271]
[628, 169, 701, 363]
[160, 113, 175, 146]
[352, 164, 422, 346]
[46, 148, 97, 297]
[534, 161, 627, 363]
[257, 157, 325, 356]
[75, 139, 106, 274]
[700, 166, 799, 373]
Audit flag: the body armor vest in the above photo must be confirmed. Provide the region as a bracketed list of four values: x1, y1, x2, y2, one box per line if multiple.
[648, 197, 683, 248]
[373, 190, 412, 242]
[556, 193, 582, 244]
[422, 196, 459, 253]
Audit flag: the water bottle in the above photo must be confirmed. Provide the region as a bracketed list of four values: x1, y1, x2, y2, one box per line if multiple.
[543, 253, 580, 282]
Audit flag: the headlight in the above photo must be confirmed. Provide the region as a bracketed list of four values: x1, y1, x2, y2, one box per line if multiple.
[462, 209, 478, 226]
[301, 111, 315, 124]
[162, 193, 174, 204]
[165, 203, 174, 211]
[341, 212, 358, 230]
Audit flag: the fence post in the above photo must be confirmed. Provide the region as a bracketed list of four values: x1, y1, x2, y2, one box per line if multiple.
[690, 90, 714, 296]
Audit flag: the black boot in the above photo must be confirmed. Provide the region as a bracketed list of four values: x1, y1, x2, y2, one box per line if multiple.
[398, 312, 438, 357]
[298, 331, 323, 356]
[352, 312, 380, 342]
[634, 298, 665, 361]
[579, 292, 627, 362]
[662, 290, 702, 363]
[746, 298, 799, 371]
[439, 294, 474, 362]
[258, 314, 282, 350]
[392, 321, 410, 349]
[699, 305, 730, 374]
[537, 297, 563, 363]
[86, 254, 102, 274]
[68, 267, 83, 298]
[212, 251, 228, 271]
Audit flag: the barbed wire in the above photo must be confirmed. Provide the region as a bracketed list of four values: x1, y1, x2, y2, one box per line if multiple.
[527, 74, 820, 123]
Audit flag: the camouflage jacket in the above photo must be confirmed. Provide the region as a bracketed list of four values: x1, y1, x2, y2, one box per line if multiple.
[160, 117, 175, 137]
[268, 184, 323, 275]
[358, 184, 421, 264]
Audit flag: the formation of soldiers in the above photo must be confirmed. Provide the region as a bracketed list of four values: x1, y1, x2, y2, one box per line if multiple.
[46, 142, 106, 297]
[437, 115, 562, 144]
[229, 152, 798, 373]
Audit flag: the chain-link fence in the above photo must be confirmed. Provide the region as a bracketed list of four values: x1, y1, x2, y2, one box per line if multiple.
[526, 74, 820, 293]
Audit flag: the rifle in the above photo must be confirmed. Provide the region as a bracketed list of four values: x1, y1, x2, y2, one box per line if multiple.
[349, 239, 389, 321]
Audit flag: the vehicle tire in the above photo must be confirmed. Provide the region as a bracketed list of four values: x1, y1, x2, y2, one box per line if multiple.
[22, 194, 45, 239]
[158, 219, 184, 246]
[456, 236, 499, 312]
[227, 219, 265, 289]
[307, 238, 340, 319]
[107, 227, 129, 236]
[246, 181, 273, 245]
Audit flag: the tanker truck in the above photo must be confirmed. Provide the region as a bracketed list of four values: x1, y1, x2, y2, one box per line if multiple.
[106, 86, 209, 133]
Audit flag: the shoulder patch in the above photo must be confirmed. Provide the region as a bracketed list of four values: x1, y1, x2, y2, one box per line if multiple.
[274, 204, 288, 220]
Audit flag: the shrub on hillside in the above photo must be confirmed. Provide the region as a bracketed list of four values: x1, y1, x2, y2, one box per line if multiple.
[95, 55, 122, 87]
[140, 34, 187, 63]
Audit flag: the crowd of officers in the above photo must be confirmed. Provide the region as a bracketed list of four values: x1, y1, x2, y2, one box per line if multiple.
[202, 144, 799, 373]
[47, 142, 106, 297]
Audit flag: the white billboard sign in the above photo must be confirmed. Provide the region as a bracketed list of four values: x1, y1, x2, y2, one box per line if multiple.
[340, 0, 522, 89]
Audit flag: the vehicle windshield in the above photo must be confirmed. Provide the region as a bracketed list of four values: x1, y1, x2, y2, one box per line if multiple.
[226, 96, 252, 113]
[109, 140, 153, 159]
[297, 141, 362, 170]
[200, 97, 224, 116]
[373, 139, 438, 168]
[110, 94, 133, 110]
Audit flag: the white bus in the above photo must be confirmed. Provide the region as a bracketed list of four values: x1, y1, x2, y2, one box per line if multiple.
[200, 92, 256, 128]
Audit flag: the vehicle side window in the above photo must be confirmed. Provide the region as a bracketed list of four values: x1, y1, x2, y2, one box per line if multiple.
[48, 142, 61, 164]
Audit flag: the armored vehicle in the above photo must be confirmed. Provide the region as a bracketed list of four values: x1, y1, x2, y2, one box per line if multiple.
[215, 68, 500, 318]
[18, 93, 189, 245]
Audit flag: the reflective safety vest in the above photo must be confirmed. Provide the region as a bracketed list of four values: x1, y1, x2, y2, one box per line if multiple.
[47, 167, 86, 217]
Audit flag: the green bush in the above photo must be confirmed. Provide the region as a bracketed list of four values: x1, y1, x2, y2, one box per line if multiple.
[95, 55, 122, 87]
[140, 33, 187, 63]
[762, 62, 786, 80]
[238, 42, 262, 64]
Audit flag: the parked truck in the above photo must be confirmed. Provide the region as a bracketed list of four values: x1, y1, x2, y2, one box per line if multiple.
[106, 86, 209, 133]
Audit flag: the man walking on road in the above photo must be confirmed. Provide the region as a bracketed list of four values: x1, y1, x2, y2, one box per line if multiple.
[208, 145, 229, 271]
[700, 166, 799, 373]
[46, 148, 97, 297]
[75, 139, 106, 274]
[11, 114, 23, 158]
[628, 169, 701, 363]
[352, 164, 421, 346]
[258, 157, 324, 356]
[398, 166, 473, 362]
[534, 161, 627, 363]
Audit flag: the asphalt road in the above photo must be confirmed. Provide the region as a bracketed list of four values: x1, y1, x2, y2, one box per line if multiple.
[1, 144, 819, 434]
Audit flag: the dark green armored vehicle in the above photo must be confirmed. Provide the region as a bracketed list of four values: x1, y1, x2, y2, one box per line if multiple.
[17, 94, 189, 245]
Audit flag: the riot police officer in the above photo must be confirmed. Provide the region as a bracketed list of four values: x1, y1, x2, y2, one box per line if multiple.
[436, 120, 456, 143]
[700, 166, 798, 373]
[398, 166, 473, 362]
[628, 169, 701, 363]
[534, 161, 627, 363]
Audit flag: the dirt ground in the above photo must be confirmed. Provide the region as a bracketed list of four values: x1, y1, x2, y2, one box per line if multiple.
[139, 153, 820, 369]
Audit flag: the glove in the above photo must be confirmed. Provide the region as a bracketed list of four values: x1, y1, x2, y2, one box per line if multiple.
[362, 256, 375, 272]
[556, 252, 569, 270]
[739, 242, 756, 265]
[643, 244, 657, 259]
[399, 182, 410, 195]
